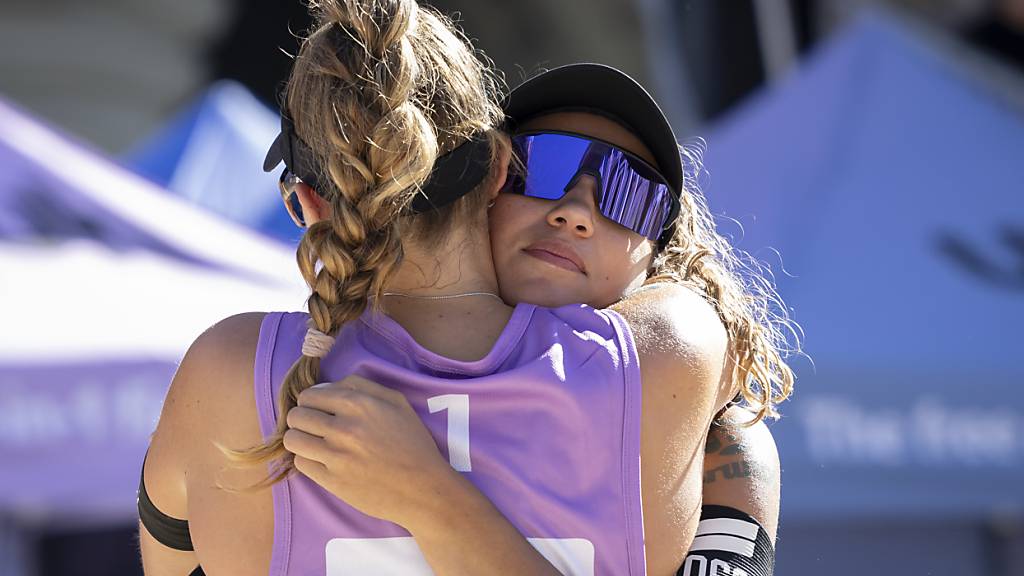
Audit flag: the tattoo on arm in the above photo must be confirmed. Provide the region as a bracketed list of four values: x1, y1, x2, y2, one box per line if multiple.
[704, 432, 722, 454]
[704, 427, 751, 485]
[706, 428, 744, 456]
[703, 461, 752, 484]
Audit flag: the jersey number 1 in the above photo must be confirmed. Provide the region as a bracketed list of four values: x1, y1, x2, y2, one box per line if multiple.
[427, 394, 471, 472]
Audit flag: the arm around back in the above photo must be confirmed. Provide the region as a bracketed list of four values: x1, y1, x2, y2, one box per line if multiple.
[611, 283, 736, 575]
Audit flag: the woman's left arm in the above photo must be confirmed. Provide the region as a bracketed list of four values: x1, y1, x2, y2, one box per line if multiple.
[282, 375, 563, 576]
[701, 408, 780, 540]
[682, 406, 780, 576]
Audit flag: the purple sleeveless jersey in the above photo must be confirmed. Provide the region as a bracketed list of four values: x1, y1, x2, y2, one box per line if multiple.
[254, 303, 646, 575]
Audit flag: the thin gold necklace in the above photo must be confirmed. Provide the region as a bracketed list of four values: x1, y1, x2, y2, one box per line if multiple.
[381, 291, 503, 302]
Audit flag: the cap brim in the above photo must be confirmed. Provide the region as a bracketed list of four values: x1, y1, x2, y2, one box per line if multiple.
[263, 131, 286, 173]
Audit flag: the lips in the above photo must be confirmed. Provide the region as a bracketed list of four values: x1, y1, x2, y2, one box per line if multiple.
[522, 240, 586, 274]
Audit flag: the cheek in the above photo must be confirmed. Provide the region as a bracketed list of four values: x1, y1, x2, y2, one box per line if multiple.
[487, 197, 519, 248]
[487, 197, 533, 295]
[628, 237, 655, 271]
[488, 195, 545, 258]
[590, 233, 654, 306]
[621, 238, 655, 289]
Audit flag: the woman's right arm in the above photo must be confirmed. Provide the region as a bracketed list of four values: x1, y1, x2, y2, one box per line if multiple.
[138, 313, 269, 576]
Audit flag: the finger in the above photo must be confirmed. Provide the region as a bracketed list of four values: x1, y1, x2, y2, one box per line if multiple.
[297, 378, 401, 413]
[296, 384, 362, 413]
[282, 428, 331, 462]
[337, 374, 404, 404]
[293, 454, 329, 484]
[285, 406, 336, 438]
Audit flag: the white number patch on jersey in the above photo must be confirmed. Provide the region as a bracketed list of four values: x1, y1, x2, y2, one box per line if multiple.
[427, 394, 471, 471]
[325, 536, 595, 575]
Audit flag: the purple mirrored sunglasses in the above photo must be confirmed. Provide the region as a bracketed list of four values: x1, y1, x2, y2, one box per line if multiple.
[504, 131, 680, 242]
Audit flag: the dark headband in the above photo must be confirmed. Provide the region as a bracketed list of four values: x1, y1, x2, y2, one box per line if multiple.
[263, 114, 492, 214]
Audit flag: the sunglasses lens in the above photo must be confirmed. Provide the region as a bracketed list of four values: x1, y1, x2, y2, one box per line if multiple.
[287, 193, 306, 226]
[510, 133, 675, 240]
[279, 169, 307, 227]
[514, 135, 593, 200]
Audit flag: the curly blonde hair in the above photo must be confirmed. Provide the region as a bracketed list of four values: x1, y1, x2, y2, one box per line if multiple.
[647, 141, 801, 424]
[222, 0, 508, 487]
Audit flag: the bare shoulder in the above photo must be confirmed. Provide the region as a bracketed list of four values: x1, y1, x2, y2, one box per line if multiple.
[144, 312, 267, 514]
[156, 312, 266, 441]
[166, 312, 267, 426]
[703, 406, 781, 540]
[611, 283, 730, 406]
[611, 282, 728, 360]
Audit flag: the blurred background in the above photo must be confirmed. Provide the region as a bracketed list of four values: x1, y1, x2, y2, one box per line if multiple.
[1, 0, 1022, 574]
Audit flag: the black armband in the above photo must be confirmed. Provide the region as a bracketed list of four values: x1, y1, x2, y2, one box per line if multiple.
[677, 505, 774, 576]
[137, 452, 194, 551]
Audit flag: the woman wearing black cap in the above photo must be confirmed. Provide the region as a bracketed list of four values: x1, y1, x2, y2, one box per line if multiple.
[137, 2, 759, 575]
[489, 63, 792, 576]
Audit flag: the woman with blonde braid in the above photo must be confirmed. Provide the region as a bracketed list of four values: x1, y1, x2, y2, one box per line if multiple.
[138, 1, 743, 575]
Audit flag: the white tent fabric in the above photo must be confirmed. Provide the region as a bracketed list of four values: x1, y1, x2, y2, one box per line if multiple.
[0, 98, 307, 525]
[0, 241, 306, 362]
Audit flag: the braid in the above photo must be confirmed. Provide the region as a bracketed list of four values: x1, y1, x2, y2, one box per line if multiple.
[219, 0, 507, 489]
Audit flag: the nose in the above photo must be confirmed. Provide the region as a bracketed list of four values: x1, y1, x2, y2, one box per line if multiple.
[546, 174, 598, 238]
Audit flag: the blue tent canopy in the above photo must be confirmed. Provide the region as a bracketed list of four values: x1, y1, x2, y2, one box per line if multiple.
[124, 81, 302, 245]
[703, 10, 1024, 520]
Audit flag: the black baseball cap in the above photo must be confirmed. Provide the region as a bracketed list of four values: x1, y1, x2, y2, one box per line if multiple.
[503, 63, 683, 201]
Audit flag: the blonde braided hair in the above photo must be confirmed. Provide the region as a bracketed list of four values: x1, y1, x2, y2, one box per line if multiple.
[221, 0, 507, 487]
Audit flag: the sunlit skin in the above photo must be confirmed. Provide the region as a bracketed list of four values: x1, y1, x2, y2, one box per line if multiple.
[488, 111, 661, 309]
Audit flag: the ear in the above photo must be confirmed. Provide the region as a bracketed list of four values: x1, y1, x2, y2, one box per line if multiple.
[295, 182, 332, 225]
[486, 134, 513, 203]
